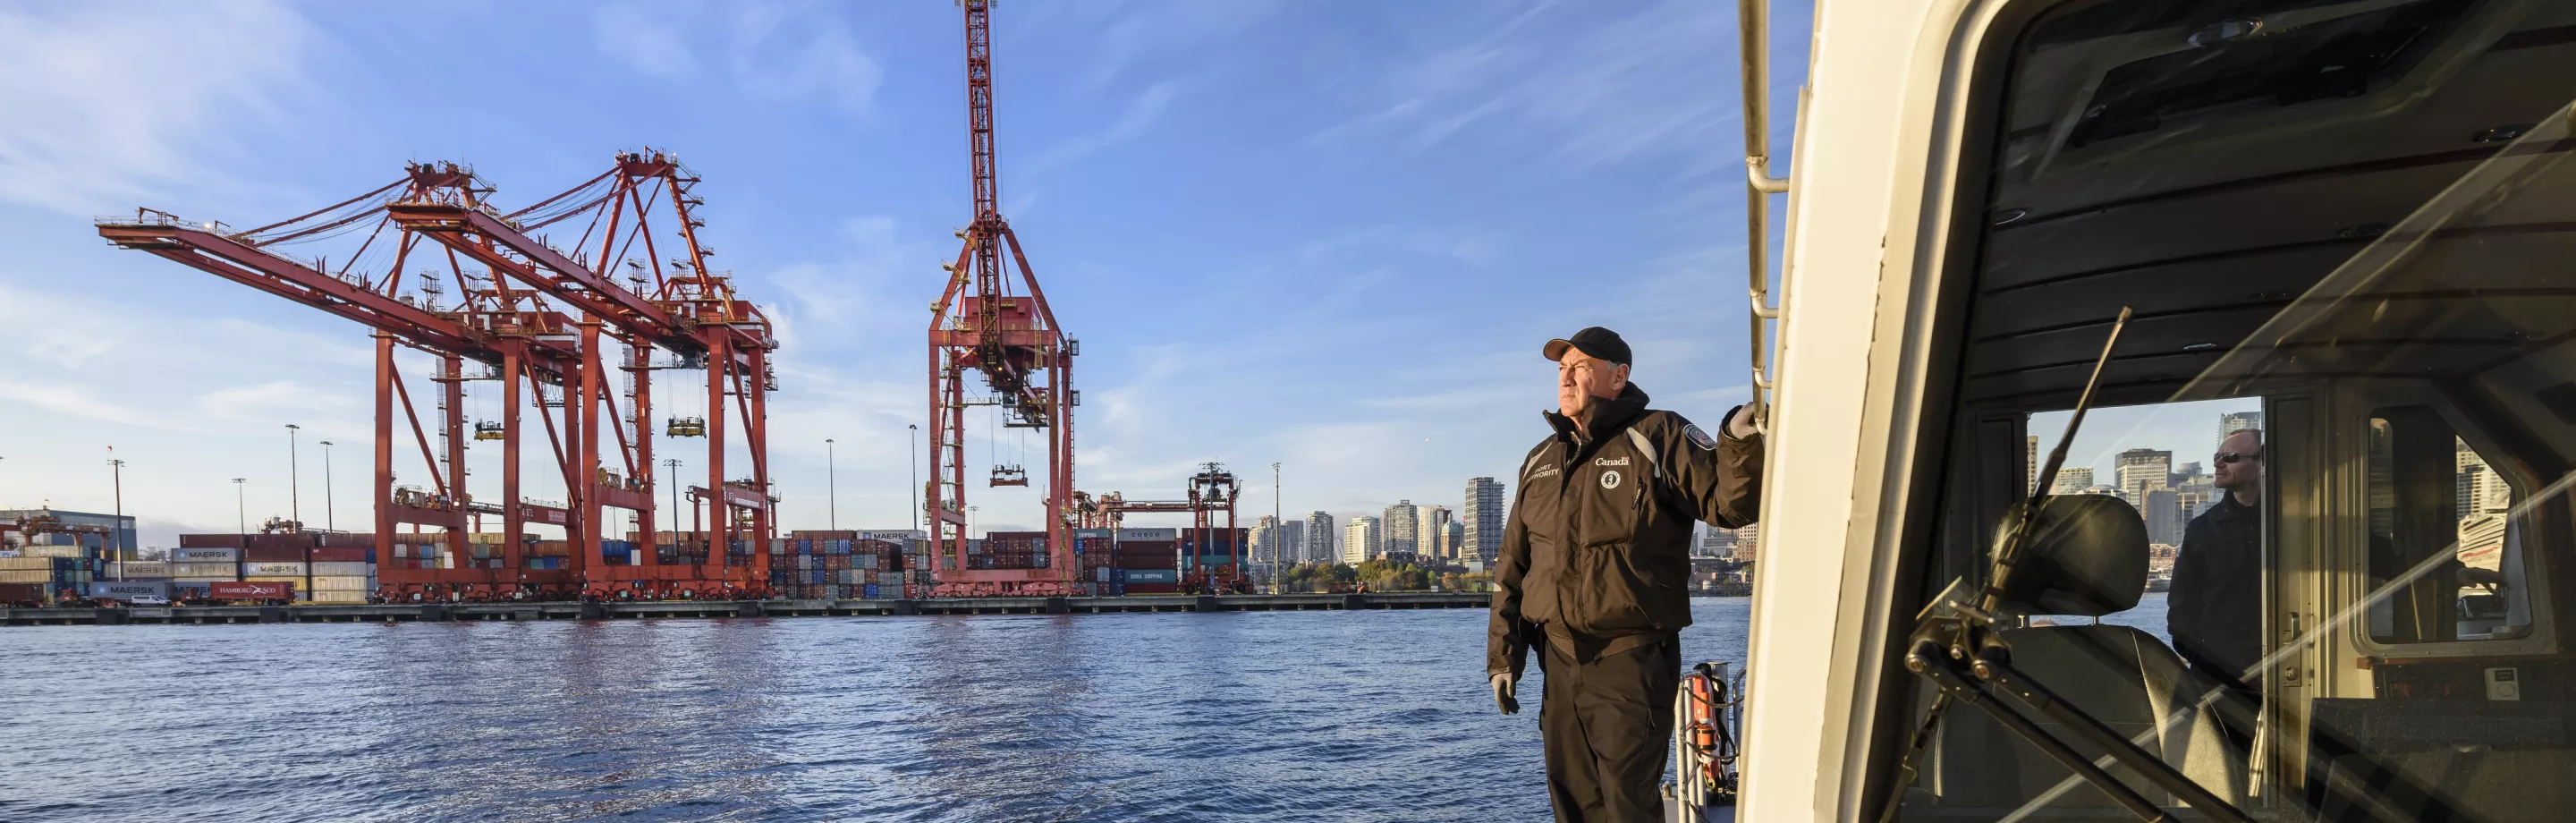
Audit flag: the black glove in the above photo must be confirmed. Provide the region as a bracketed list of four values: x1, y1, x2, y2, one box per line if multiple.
[1492, 673, 1521, 715]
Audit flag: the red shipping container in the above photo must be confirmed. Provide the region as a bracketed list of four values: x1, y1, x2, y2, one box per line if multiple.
[1123, 582, 1179, 595]
[311, 547, 368, 563]
[180, 533, 245, 548]
[243, 547, 307, 563]
[318, 532, 371, 548]
[210, 581, 292, 599]
[247, 533, 314, 550]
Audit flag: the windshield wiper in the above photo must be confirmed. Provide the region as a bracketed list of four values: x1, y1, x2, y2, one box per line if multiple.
[1877, 308, 2254, 823]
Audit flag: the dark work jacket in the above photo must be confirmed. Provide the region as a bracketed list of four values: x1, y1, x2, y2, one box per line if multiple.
[1485, 384, 1764, 679]
[2169, 494, 2262, 684]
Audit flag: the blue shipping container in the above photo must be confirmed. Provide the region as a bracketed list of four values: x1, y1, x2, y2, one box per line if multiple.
[863, 583, 879, 599]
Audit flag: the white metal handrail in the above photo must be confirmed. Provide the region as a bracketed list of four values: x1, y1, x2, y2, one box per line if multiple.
[1737, 0, 1791, 435]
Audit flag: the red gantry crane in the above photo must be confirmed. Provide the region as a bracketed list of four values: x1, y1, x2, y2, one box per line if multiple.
[97, 165, 590, 600]
[928, 0, 1082, 597]
[98, 156, 778, 603]
[390, 150, 780, 600]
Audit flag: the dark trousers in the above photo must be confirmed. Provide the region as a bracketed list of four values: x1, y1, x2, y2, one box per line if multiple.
[1539, 633, 1680, 823]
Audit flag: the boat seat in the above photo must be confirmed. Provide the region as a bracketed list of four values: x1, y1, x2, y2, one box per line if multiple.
[1914, 495, 2251, 817]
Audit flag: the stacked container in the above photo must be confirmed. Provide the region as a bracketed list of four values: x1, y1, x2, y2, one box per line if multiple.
[1115, 529, 1181, 595]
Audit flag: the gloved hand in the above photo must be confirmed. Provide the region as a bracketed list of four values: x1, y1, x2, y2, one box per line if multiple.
[1726, 403, 1759, 438]
[1492, 673, 1521, 715]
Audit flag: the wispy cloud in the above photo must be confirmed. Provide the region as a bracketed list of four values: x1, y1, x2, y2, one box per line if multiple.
[0, 2, 318, 215]
[1030, 81, 1182, 172]
[1315, 0, 1736, 172]
[589, 2, 884, 115]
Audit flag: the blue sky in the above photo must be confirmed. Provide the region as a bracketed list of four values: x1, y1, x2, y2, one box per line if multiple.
[0, 0, 1813, 548]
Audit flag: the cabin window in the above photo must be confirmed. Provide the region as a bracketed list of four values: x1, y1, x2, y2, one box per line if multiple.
[1875, 0, 2576, 819]
[2363, 410, 2539, 645]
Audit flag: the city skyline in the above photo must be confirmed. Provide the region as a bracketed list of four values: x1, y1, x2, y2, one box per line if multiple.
[0, 1, 1787, 550]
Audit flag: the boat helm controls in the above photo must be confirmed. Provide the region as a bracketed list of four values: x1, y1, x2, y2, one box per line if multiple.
[1879, 0, 2576, 819]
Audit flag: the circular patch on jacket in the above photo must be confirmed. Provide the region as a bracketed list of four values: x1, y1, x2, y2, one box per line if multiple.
[1600, 470, 1623, 489]
[1684, 423, 1718, 451]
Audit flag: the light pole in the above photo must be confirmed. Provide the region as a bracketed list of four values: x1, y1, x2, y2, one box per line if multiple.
[1271, 462, 1282, 594]
[233, 478, 247, 535]
[285, 423, 301, 530]
[908, 424, 920, 534]
[107, 449, 125, 577]
[826, 438, 837, 532]
[319, 441, 335, 531]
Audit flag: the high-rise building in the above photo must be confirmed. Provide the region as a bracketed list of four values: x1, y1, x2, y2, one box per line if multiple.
[2026, 435, 2039, 494]
[1382, 501, 1419, 557]
[1463, 477, 1506, 563]
[2144, 488, 2184, 545]
[1444, 521, 1464, 562]
[1344, 515, 1382, 564]
[2051, 467, 2095, 496]
[2115, 449, 2173, 505]
[1250, 514, 1282, 563]
[1729, 523, 1761, 564]
[1419, 505, 1453, 562]
[1276, 520, 1303, 564]
[1699, 523, 1733, 557]
[2218, 412, 2262, 449]
[1302, 511, 1335, 564]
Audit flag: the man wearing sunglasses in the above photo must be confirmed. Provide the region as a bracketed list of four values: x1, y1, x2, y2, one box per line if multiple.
[2170, 428, 2267, 690]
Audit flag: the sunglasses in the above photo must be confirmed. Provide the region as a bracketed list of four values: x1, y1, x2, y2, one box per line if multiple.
[2214, 450, 2261, 464]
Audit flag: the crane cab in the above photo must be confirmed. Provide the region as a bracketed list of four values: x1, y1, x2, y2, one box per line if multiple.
[1737, 0, 2576, 820]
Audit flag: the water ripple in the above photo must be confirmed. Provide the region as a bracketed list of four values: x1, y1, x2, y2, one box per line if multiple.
[1, 600, 1750, 822]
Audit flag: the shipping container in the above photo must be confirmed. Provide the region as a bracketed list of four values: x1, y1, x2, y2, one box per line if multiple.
[317, 532, 370, 548]
[1117, 528, 1179, 541]
[309, 561, 370, 577]
[311, 547, 368, 563]
[0, 557, 55, 571]
[1123, 582, 1177, 595]
[242, 547, 306, 563]
[209, 581, 291, 599]
[90, 581, 171, 598]
[1123, 569, 1178, 583]
[168, 562, 237, 578]
[179, 534, 244, 548]
[243, 562, 308, 576]
[245, 533, 314, 550]
[308, 590, 368, 604]
[309, 575, 372, 591]
[0, 582, 43, 604]
[172, 547, 239, 562]
[0, 570, 52, 583]
[20, 545, 87, 559]
[108, 561, 172, 577]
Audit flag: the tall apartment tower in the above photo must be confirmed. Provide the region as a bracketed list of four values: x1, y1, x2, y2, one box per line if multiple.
[1419, 505, 1453, 562]
[1444, 520, 1463, 561]
[2217, 411, 2262, 449]
[1344, 515, 1382, 564]
[1463, 477, 1506, 563]
[1276, 520, 1303, 564]
[1382, 501, 1419, 558]
[2114, 449, 2174, 505]
[2026, 435, 2039, 494]
[1303, 511, 1336, 564]
[1250, 514, 1281, 563]
[2052, 467, 2095, 496]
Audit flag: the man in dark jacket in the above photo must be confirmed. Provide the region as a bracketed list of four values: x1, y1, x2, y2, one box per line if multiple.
[2168, 429, 2265, 688]
[1487, 327, 1764, 823]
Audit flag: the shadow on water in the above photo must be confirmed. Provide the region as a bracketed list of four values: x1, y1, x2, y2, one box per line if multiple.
[0, 599, 1756, 823]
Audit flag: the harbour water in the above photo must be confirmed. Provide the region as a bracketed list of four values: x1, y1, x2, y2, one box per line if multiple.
[4, 599, 1759, 822]
[2, 594, 2176, 821]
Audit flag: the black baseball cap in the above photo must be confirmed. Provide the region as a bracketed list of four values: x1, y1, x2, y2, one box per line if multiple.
[1543, 327, 1631, 366]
